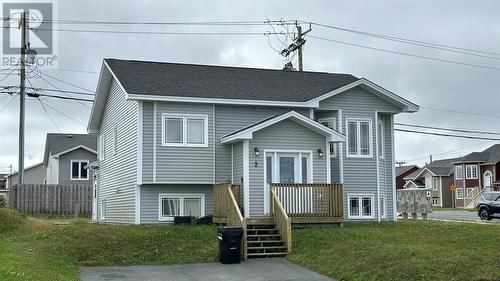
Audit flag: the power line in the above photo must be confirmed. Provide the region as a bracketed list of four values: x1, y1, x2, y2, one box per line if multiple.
[36, 97, 60, 132]
[308, 35, 500, 72]
[308, 22, 500, 60]
[38, 71, 94, 93]
[40, 100, 87, 125]
[26, 87, 94, 96]
[395, 128, 500, 141]
[31, 27, 291, 37]
[28, 19, 296, 26]
[395, 123, 500, 135]
[35, 75, 92, 109]
[0, 67, 18, 83]
[46, 67, 99, 75]
[0, 95, 17, 113]
[27, 92, 93, 102]
[420, 106, 500, 118]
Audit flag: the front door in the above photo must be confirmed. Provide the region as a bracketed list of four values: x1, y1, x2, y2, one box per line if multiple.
[264, 151, 312, 214]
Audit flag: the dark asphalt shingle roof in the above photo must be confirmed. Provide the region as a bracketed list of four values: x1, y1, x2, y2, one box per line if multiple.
[43, 134, 97, 165]
[104, 59, 360, 102]
[403, 168, 423, 180]
[425, 157, 460, 176]
[457, 144, 500, 164]
[396, 165, 419, 177]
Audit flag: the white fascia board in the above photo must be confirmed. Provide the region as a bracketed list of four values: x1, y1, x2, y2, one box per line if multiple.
[127, 93, 319, 108]
[220, 111, 345, 144]
[51, 145, 97, 158]
[414, 167, 437, 179]
[306, 79, 419, 113]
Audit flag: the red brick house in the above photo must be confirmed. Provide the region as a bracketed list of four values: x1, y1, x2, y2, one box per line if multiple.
[452, 144, 500, 208]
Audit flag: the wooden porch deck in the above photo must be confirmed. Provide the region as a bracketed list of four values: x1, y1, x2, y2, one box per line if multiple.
[213, 182, 344, 259]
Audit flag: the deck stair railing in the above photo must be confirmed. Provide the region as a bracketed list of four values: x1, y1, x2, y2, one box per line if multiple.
[464, 186, 486, 209]
[270, 187, 292, 254]
[213, 183, 247, 259]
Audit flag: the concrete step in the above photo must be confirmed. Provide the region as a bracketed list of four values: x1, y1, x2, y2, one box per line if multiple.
[247, 252, 287, 258]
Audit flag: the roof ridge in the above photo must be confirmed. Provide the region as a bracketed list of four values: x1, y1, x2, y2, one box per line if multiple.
[104, 58, 358, 77]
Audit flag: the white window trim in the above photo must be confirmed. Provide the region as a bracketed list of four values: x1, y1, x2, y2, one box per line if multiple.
[347, 193, 375, 219]
[161, 113, 209, 147]
[345, 118, 373, 158]
[318, 117, 337, 158]
[455, 165, 463, 180]
[99, 134, 105, 161]
[456, 188, 464, 199]
[466, 187, 475, 196]
[432, 177, 439, 191]
[70, 160, 90, 180]
[465, 164, 478, 179]
[377, 120, 384, 159]
[158, 193, 205, 222]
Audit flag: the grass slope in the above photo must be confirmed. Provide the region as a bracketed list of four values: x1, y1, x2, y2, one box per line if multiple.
[0, 209, 218, 281]
[289, 221, 500, 281]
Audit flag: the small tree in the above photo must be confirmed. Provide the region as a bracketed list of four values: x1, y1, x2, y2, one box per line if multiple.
[0, 196, 6, 208]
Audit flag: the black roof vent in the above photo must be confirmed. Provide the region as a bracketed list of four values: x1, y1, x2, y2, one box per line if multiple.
[282, 62, 296, 71]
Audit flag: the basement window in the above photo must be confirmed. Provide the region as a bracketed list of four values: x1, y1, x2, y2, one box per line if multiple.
[348, 194, 374, 219]
[158, 193, 205, 222]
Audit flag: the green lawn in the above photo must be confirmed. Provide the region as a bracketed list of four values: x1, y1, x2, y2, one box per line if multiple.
[2, 208, 499, 281]
[0, 208, 218, 281]
[289, 221, 500, 281]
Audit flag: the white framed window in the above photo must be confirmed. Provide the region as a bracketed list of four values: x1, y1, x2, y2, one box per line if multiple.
[432, 198, 439, 206]
[465, 164, 478, 179]
[112, 126, 117, 155]
[466, 188, 475, 197]
[158, 193, 205, 222]
[346, 119, 372, 158]
[347, 194, 375, 219]
[456, 188, 464, 199]
[319, 117, 337, 157]
[377, 120, 384, 159]
[162, 114, 208, 147]
[432, 177, 439, 191]
[70, 160, 89, 180]
[99, 199, 106, 220]
[99, 134, 105, 161]
[455, 165, 463, 180]
[380, 196, 386, 219]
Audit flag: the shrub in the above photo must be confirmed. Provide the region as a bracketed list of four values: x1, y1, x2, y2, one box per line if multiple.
[0, 208, 26, 234]
[0, 196, 6, 208]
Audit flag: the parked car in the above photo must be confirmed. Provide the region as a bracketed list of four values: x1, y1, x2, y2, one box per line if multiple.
[476, 192, 500, 220]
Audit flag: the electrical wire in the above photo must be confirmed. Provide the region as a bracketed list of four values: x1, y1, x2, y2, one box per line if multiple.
[26, 87, 94, 96]
[30, 92, 93, 102]
[395, 123, 500, 135]
[395, 128, 500, 141]
[36, 97, 60, 132]
[420, 107, 500, 118]
[35, 75, 92, 109]
[39, 100, 87, 125]
[308, 35, 500, 72]
[38, 71, 94, 93]
[0, 95, 17, 113]
[27, 19, 297, 26]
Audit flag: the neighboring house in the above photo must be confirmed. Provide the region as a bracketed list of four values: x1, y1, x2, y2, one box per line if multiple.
[87, 59, 418, 224]
[43, 133, 97, 185]
[5, 162, 46, 189]
[403, 158, 458, 207]
[0, 173, 7, 201]
[395, 165, 419, 189]
[452, 144, 500, 208]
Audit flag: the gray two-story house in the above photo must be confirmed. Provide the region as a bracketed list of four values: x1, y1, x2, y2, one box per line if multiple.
[87, 59, 418, 225]
[43, 133, 97, 185]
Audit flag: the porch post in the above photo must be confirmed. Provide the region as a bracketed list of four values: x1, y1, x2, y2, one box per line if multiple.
[243, 140, 250, 218]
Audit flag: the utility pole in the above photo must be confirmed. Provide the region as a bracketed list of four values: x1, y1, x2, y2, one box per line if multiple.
[429, 154, 433, 164]
[295, 22, 311, 71]
[395, 161, 406, 167]
[18, 12, 27, 185]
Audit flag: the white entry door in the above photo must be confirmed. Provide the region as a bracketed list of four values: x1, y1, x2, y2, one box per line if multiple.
[264, 151, 312, 214]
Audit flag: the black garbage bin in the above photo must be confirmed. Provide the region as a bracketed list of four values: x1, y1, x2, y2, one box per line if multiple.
[217, 226, 243, 264]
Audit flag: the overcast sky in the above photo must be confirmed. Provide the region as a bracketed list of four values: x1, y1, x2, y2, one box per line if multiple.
[1, 0, 500, 173]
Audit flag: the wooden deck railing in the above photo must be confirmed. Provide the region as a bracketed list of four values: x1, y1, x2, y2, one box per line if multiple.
[270, 188, 292, 254]
[270, 183, 343, 222]
[213, 183, 247, 259]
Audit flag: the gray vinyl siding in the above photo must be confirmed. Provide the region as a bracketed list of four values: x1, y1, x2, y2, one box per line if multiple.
[248, 119, 328, 216]
[58, 148, 96, 185]
[142, 102, 215, 183]
[214, 105, 309, 183]
[319, 86, 401, 221]
[97, 78, 138, 224]
[142, 102, 154, 182]
[6, 164, 46, 188]
[232, 142, 243, 185]
[382, 114, 395, 220]
[315, 111, 340, 183]
[140, 184, 213, 224]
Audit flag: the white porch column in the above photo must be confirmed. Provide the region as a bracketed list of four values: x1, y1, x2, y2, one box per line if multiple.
[243, 140, 250, 218]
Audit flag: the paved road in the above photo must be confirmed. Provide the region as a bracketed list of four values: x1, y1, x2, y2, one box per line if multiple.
[430, 210, 500, 223]
[79, 259, 335, 281]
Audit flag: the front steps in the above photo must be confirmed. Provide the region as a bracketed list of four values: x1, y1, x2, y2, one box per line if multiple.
[246, 221, 287, 258]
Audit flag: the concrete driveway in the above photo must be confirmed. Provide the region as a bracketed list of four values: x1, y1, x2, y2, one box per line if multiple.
[430, 209, 500, 223]
[79, 259, 335, 281]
